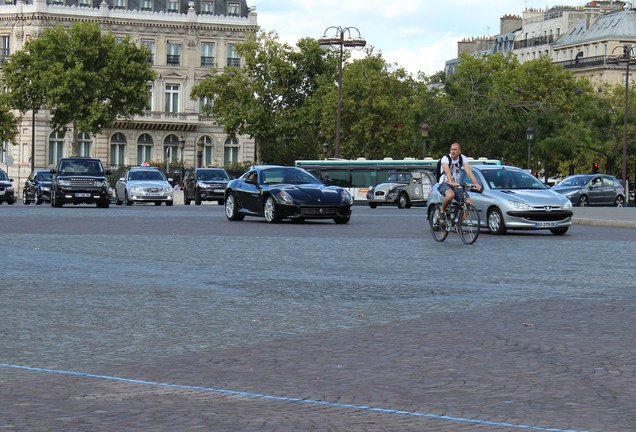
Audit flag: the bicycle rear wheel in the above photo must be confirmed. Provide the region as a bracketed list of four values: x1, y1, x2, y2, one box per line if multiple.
[428, 204, 448, 242]
[458, 204, 480, 245]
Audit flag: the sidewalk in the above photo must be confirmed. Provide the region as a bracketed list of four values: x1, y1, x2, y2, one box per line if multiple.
[571, 206, 636, 228]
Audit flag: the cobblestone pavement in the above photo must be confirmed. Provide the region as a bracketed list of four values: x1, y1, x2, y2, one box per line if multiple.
[1, 206, 635, 431]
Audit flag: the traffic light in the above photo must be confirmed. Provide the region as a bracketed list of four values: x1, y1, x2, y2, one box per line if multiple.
[592, 162, 599, 174]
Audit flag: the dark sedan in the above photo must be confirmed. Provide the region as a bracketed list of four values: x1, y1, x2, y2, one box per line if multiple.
[22, 169, 53, 205]
[224, 165, 353, 223]
[551, 174, 626, 207]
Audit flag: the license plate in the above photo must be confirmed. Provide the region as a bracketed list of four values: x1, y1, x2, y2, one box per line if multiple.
[213, 189, 225, 193]
[75, 193, 91, 198]
[535, 222, 558, 228]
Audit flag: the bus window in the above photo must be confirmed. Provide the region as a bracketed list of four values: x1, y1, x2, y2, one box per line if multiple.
[320, 169, 350, 187]
[350, 170, 376, 188]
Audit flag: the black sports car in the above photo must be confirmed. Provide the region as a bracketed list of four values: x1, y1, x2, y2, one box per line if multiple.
[224, 165, 353, 223]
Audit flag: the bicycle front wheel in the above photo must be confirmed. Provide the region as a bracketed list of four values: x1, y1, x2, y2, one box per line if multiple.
[458, 204, 480, 245]
[428, 204, 448, 242]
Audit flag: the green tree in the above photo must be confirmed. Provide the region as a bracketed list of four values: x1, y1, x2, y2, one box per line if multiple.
[2, 22, 155, 148]
[191, 31, 330, 165]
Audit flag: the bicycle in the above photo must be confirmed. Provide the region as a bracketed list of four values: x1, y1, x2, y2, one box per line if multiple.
[428, 183, 481, 245]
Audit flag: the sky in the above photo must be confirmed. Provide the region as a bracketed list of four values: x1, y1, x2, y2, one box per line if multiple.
[249, 0, 592, 76]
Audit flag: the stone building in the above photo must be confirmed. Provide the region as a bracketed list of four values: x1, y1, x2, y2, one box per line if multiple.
[0, 0, 258, 190]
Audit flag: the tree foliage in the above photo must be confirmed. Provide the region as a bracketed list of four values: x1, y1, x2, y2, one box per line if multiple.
[2, 22, 156, 142]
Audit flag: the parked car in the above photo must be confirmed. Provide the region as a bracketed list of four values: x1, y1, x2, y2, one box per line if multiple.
[183, 167, 230, 205]
[551, 174, 626, 207]
[224, 165, 353, 223]
[50, 157, 111, 208]
[22, 169, 53, 205]
[427, 165, 573, 235]
[366, 169, 435, 209]
[115, 166, 174, 206]
[0, 168, 15, 205]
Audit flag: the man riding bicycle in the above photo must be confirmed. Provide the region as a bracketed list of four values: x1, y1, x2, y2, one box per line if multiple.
[438, 142, 481, 222]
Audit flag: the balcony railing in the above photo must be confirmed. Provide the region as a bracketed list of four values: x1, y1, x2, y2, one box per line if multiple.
[166, 55, 180, 65]
[555, 55, 607, 70]
[227, 57, 240, 67]
[201, 56, 215, 67]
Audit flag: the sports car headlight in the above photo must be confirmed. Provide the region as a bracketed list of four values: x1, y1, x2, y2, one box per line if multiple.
[507, 200, 532, 210]
[278, 190, 294, 205]
[341, 190, 353, 205]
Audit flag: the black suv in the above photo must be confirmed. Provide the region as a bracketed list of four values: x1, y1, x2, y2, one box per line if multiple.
[50, 157, 111, 208]
[0, 168, 15, 205]
[23, 169, 53, 205]
[183, 167, 230, 205]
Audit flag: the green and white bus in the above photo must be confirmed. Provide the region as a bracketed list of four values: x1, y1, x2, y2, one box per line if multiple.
[295, 157, 501, 201]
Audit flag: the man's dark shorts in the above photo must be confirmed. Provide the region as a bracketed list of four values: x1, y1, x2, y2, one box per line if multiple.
[438, 182, 463, 198]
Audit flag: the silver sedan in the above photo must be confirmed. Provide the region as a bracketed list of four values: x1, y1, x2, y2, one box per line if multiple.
[115, 167, 174, 206]
[427, 165, 573, 235]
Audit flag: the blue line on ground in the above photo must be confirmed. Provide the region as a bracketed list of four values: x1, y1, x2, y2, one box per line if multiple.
[0, 362, 587, 432]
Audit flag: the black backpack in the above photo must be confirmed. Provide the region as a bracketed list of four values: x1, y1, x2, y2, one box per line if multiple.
[435, 154, 462, 182]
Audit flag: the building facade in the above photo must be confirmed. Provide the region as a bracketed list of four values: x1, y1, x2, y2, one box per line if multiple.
[0, 0, 257, 191]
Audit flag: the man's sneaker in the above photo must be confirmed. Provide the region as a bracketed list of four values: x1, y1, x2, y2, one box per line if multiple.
[437, 211, 446, 225]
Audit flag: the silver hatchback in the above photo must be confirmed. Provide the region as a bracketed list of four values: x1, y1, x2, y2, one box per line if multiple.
[427, 165, 573, 235]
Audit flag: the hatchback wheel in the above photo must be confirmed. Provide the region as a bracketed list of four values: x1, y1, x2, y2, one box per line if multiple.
[579, 195, 588, 207]
[615, 196, 625, 207]
[487, 207, 507, 235]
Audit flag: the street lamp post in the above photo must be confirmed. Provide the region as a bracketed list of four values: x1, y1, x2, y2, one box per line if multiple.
[178, 136, 185, 185]
[420, 122, 429, 159]
[318, 26, 366, 158]
[526, 126, 534, 171]
[607, 44, 636, 192]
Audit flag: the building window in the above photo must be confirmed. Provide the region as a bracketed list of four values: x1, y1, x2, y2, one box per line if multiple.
[227, 43, 240, 67]
[224, 136, 239, 164]
[0, 141, 8, 163]
[50, 0, 64, 4]
[79, 0, 91, 6]
[0, 35, 9, 62]
[137, 133, 153, 165]
[198, 96, 212, 114]
[164, 134, 180, 162]
[48, 131, 65, 165]
[110, 132, 126, 166]
[78, 132, 92, 157]
[140, 39, 155, 64]
[201, 0, 213, 14]
[165, 84, 179, 113]
[227, 1, 239, 16]
[201, 135, 213, 165]
[167, 42, 181, 65]
[167, 0, 178, 12]
[114, 0, 126, 9]
[141, 0, 152, 10]
[146, 83, 154, 113]
[201, 42, 215, 66]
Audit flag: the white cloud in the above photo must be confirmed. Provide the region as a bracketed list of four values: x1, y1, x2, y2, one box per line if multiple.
[252, 0, 587, 75]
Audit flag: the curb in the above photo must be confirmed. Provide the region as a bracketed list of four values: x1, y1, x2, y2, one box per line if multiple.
[571, 217, 636, 229]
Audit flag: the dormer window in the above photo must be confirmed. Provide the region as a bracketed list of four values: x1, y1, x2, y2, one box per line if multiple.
[141, 0, 152, 10]
[168, 0, 178, 12]
[201, 0, 213, 14]
[227, 1, 239, 16]
[114, 0, 126, 9]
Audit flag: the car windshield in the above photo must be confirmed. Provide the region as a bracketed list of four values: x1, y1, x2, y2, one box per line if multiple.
[260, 168, 320, 185]
[387, 172, 412, 182]
[558, 175, 591, 187]
[36, 172, 53, 181]
[197, 170, 229, 181]
[0, 171, 8, 181]
[480, 169, 546, 190]
[128, 170, 166, 181]
[59, 160, 103, 175]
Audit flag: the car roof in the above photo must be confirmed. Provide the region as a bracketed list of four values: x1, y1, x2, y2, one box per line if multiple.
[129, 166, 159, 170]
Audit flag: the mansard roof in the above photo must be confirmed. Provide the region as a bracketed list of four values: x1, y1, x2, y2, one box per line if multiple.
[16, 0, 251, 17]
[554, 8, 636, 46]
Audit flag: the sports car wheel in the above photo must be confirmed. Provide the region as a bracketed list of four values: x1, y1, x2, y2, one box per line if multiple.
[225, 192, 245, 221]
[263, 196, 281, 223]
[22, 191, 30, 205]
[578, 195, 588, 207]
[487, 207, 507, 235]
